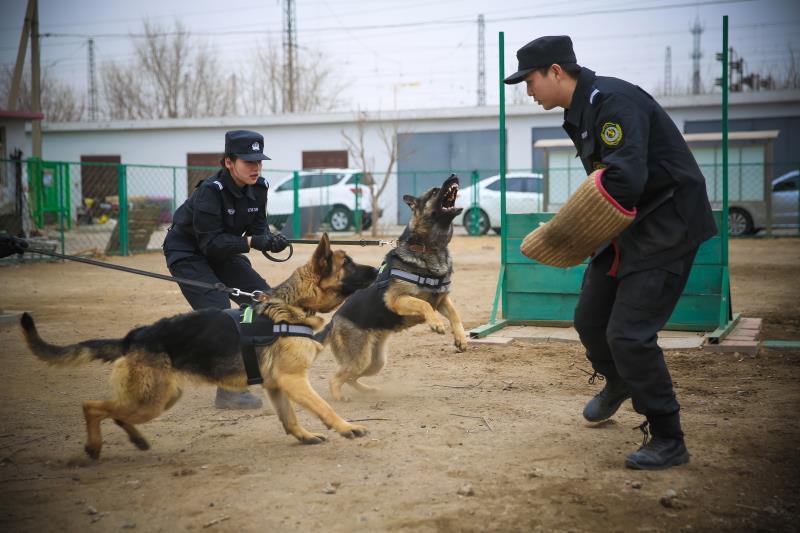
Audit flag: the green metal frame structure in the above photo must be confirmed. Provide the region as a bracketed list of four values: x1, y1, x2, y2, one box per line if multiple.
[471, 23, 737, 341]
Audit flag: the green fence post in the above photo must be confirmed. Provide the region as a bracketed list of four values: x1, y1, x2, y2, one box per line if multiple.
[721, 15, 729, 264]
[499, 31, 507, 319]
[354, 173, 362, 234]
[119, 164, 129, 256]
[292, 170, 300, 237]
[470, 169, 479, 235]
[58, 163, 66, 254]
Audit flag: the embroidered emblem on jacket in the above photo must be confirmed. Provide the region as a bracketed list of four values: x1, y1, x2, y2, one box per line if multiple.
[600, 122, 623, 146]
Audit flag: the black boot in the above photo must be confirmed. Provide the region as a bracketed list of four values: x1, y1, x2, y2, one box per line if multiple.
[582, 377, 631, 422]
[625, 436, 690, 470]
[215, 387, 263, 410]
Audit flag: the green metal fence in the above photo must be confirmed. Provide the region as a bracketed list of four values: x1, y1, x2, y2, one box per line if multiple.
[0, 158, 797, 257]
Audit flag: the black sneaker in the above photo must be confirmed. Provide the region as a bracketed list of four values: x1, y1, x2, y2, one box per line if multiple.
[625, 436, 690, 470]
[215, 388, 263, 410]
[582, 379, 631, 422]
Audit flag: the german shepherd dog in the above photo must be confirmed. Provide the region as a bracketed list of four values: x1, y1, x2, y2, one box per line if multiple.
[316, 174, 468, 401]
[19, 234, 377, 459]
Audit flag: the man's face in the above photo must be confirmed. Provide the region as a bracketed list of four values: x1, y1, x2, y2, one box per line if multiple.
[524, 68, 559, 110]
[226, 158, 262, 187]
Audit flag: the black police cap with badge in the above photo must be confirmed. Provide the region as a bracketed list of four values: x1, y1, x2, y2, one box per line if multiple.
[225, 130, 271, 161]
[504, 35, 578, 85]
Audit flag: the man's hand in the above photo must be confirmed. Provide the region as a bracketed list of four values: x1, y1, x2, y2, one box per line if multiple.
[250, 233, 289, 254]
[0, 235, 28, 258]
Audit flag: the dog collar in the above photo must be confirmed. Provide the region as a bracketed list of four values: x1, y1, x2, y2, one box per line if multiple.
[401, 241, 439, 254]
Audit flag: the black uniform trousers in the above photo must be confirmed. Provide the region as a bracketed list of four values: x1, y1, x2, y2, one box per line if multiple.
[168, 254, 270, 311]
[573, 245, 698, 439]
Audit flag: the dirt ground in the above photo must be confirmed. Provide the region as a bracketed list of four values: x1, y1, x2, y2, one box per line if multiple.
[1, 236, 799, 533]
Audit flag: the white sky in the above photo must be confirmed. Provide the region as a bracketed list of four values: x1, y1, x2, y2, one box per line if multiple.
[1, 0, 798, 113]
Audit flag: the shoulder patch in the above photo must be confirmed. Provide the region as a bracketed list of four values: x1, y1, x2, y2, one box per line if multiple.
[213, 180, 224, 190]
[589, 88, 600, 104]
[600, 122, 623, 146]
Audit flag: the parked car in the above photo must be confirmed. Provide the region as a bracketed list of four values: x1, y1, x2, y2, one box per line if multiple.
[726, 169, 799, 235]
[454, 173, 544, 235]
[266, 169, 379, 232]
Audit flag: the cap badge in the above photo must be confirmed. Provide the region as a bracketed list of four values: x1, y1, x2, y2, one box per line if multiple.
[252, 142, 260, 151]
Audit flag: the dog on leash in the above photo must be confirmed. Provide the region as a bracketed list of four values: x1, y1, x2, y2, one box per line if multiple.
[316, 174, 468, 401]
[19, 234, 377, 459]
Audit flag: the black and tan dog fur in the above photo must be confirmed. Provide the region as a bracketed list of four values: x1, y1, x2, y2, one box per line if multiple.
[317, 175, 468, 401]
[19, 234, 378, 459]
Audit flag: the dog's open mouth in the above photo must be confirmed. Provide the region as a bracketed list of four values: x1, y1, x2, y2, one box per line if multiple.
[439, 175, 460, 214]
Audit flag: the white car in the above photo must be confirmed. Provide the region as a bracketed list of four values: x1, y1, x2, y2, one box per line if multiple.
[266, 168, 378, 232]
[454, 173, 544, 235]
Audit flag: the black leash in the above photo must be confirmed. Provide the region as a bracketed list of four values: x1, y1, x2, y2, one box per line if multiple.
[26, 247, 268, 301]
[259, 238, 393, 263]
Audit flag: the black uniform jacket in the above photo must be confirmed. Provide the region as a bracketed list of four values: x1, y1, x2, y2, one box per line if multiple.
[163, 169, 268, 266]
[563, 68, 718, 277]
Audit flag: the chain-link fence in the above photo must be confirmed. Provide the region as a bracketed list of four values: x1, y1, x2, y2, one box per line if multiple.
[1, 158, 797, 258]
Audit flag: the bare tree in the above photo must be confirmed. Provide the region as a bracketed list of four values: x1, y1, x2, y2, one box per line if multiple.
[239, 40, 344, 115]
[342, 111, 404, 236]
[1, 66, 84, 122]
[102, 21, 234, 119]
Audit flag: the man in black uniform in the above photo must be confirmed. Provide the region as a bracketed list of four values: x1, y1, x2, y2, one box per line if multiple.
[163, 130, 288, 409]
[505, 36, 717, 469]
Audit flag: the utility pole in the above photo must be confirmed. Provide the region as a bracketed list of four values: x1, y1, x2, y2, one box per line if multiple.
[7, 0, 35, 111]
[87, 37, 98, 121]
[690, 15, 704, 94]
[30, 0, 42, 157]
[477, 14, 486, 106]
[664, 46, 672, 96]
[282, 0, 297, 113]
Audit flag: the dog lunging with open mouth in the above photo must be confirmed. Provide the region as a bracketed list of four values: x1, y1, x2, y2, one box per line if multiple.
[19, 234, 378, 460]
[316, 174, 468, 401]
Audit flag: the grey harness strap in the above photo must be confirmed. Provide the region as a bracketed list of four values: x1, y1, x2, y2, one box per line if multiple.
[223, 307, 314, 385]
[388, 268, 451, 290]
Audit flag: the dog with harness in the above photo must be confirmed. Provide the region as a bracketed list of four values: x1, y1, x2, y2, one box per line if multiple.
[19, 234, 377, 460]
[316, 174, 468, 401]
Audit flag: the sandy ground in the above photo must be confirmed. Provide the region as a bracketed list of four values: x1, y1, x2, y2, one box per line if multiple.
[0, 236, 799, 533]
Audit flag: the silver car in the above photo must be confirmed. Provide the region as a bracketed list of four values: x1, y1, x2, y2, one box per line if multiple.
[727, 170, 799, 235]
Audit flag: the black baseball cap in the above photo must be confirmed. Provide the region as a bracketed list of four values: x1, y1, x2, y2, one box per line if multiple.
[504, 35, 578, 85]
[224, 130, 271, 161]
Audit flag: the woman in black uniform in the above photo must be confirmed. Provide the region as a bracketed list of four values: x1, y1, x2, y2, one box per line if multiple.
[163, 130, 288, 409]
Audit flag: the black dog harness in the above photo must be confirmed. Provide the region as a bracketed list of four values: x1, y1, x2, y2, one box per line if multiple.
[375, 252, 451, 294]
[223, 306, 314, 385]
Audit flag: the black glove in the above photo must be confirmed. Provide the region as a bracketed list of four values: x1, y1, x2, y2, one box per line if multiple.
[251, 232, 289, 254]
[0, 235, 28, 258]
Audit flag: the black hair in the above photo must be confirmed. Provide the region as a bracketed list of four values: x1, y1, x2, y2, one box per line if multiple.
[534, 63, 582, 79]
[220, 153, 238, 169]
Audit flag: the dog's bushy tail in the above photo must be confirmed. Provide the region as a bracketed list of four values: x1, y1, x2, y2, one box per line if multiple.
[20, 312, 127, 366]
[313, 320, 333, 346]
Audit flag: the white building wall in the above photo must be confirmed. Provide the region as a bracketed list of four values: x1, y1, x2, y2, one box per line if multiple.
[39, 90, 800, 224]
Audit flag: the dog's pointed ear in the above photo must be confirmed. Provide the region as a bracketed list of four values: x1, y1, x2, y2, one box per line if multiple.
[312, 232, 332, 277]
[403, 194, 417, 210]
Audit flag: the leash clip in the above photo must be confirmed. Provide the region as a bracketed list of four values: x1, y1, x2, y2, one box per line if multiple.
[379, 239, 396, 248]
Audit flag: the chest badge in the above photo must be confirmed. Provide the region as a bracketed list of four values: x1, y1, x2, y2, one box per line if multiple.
[600, 122, 622, 146]
[581, 131, 588, 139]
[227, 208, 235, 215]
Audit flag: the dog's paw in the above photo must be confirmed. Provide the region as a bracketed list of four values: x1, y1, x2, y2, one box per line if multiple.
[454, 337, 468, 353]
[84, 444, 101, 460]
[429, 320, 446, 334]
[339, 424, 368, 439]
[131, 436, 150, 451]
[299, 433, 328, 445]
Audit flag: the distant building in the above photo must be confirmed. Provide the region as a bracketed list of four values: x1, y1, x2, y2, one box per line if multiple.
[36, 90, 800, 226]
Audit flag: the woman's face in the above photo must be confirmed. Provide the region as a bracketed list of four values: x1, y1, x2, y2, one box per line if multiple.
[226, 157, 262, 187]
